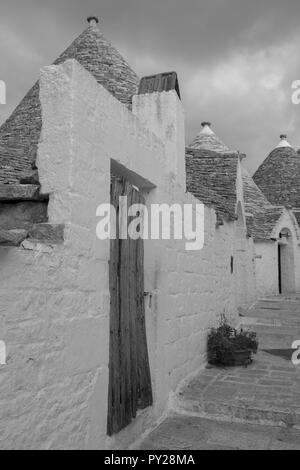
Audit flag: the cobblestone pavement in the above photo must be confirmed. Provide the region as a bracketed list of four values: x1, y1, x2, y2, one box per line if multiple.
[139, 414, 300, 450]
[139, 295, 300, 450]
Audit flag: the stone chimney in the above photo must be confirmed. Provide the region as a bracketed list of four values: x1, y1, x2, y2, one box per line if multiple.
[132, 73, 185, 188]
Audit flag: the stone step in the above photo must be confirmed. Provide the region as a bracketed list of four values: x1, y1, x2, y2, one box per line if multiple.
[241, 322, 300, 334]
[239, 316, 300, 348]
[254, 336, 294, 350]
[243, 308, 300, 318]
[175, 395, 300, 429]
[176, 344, 300, 429]
[168, 298, 300, 436]
[244, 308, 300, 320]
[250, 298, 300, 310]
[138, 414, 300, 450]
[176, 379, 300, 428]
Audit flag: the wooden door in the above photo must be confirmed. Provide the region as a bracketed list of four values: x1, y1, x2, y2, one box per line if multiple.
[107, 176, 153, 436]
[278, 244, 282, 294]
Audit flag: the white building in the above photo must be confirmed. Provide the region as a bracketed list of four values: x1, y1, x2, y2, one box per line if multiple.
[0, 18, 298, 449]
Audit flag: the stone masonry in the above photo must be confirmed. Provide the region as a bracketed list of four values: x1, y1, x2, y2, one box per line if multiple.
[0, 55, 257, 449]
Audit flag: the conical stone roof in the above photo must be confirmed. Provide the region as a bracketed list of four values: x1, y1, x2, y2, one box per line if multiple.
[186, 122, 240, 223]
[241, 166, 286, 240]
[188, 122, 230, 153]
[242, 167, 272, 214]
[253, 135, 300, 209]
[0, 20, 139, 183]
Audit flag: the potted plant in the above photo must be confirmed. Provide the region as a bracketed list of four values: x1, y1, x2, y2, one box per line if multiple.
[207, 314, 258, 367]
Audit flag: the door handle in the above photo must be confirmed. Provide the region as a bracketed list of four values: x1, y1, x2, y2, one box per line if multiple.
[144, 292, 153, 308]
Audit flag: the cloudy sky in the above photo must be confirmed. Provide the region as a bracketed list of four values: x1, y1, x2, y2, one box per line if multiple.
[1, 0, 300, 173]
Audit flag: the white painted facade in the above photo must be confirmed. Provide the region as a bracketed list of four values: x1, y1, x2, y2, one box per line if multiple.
[254, 210, 300, 297]
[0, 57, 292, 450]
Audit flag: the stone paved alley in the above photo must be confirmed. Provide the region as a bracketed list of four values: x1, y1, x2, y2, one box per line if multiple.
[139, 295, 300, 450]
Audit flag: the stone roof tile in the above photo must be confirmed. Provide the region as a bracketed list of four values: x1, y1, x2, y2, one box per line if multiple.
[189, 122, 231, 153]
[186, 147, 239, 223]
[293, 210, 300, 227]
[242, 167, 285, 240]
[242, 167, 271, 214]
[246, 207, 284, 241]
[253, 144, 300, 209]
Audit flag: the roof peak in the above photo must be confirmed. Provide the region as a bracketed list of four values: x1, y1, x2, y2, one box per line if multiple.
[200, 122, 215, 136]
[253, 134, 300, 207]
[188, 121, 230, 153]
[0, 20, 139, 183]
[87, 16, 100, 26]
[276, 134, 292, 149]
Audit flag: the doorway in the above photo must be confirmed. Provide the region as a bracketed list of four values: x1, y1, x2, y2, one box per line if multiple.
[278, 229, 295, 294]
[107, 176, 153, 436]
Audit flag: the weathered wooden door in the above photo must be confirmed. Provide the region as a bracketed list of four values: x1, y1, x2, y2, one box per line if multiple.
[107, 176, 153, 436]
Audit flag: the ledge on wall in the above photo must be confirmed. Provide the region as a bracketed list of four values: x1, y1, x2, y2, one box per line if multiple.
[19, 170, 40, 185]
[0, 184, 48, 202]
[0, 181, 63, 247]
[0, 228, 28, 246]
[0, 223, 64, 247]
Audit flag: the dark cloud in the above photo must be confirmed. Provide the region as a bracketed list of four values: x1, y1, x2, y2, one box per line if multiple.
[1, 0, 300, 173]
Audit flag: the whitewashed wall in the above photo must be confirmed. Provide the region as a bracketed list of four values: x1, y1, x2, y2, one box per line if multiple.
[0, 59, 257, 450]
[254, 242, 278, 297]
[254, 210, 300, 296]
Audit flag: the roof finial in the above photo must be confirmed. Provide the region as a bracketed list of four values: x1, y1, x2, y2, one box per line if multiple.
[276, 134, 292, 149]
[199, 122, 214, 137]
[87, 16, 99, 26]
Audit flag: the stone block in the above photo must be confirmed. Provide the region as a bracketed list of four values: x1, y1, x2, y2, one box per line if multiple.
[19, 170, 40, 185]
[0, 229, 28, 246]
[0, 184, 47, 202]
[28, 223, 64, 244]
[0, 202, 48, 230]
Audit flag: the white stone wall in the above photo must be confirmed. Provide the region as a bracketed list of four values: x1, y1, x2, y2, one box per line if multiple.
[0, 59, 257, 450]
[294, 242, 300, 292]
[0, 60, 112, 450]
[0, 246, 109, 449]
[254, 242, 278, 297]
[254, 210, 300, 296]
[143, 194, 238, 413]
